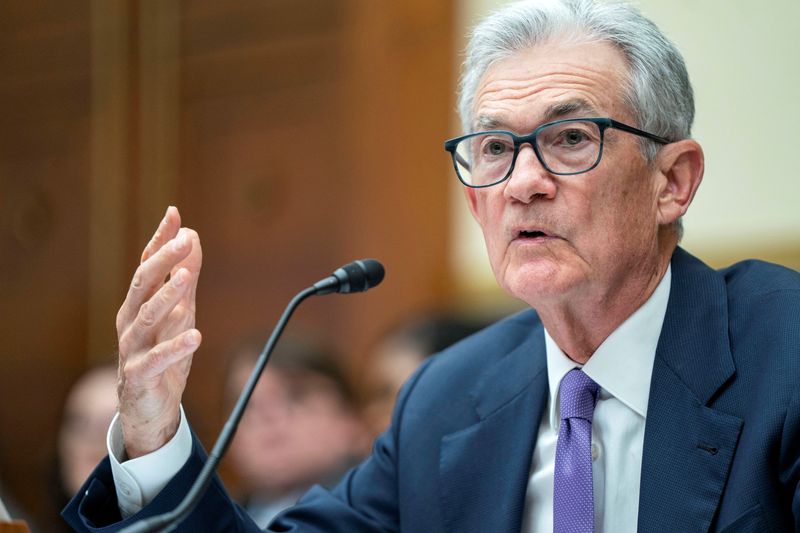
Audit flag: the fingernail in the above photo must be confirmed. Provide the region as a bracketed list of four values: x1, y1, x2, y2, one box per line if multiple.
[172, 232, 188, 251]
[172, 269, 186, 287]
[185, 330, 200, 347]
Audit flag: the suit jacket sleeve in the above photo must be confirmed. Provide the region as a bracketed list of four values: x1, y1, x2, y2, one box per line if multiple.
[783, 383, 800, 530]
[61, 432, 261, 532]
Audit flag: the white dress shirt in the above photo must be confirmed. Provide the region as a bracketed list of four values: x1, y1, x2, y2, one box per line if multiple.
[110, 267, 671, 528]
[522, 266, 671, 533]
[108, 405, 193, 518]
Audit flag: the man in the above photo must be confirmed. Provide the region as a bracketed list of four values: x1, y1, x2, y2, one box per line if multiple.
[223, 335, 368, 528]
[57, 366, 119, 500]
[361, 313, 492, 436]
[53, 365, 119, 531]
[64, 0, 800, 531]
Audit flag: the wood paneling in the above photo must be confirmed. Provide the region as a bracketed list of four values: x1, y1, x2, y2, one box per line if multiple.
[0, 1, 455, 527]
[0, 1, 93, 529]
[89, 0, 134, 363]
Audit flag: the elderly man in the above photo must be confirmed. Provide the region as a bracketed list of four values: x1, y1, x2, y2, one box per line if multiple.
[64, 0, 799, 531]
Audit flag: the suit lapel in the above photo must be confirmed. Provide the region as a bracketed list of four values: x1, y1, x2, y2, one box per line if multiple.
[638, 248, 743, 532]
[439, 320, 548, 533]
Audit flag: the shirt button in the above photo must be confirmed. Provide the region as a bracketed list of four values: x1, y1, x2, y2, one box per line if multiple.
[591, 443, 600, 461]
[120, 483, 132, 497]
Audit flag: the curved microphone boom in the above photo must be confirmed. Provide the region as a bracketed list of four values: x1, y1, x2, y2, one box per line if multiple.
[120, 259, 385, 533]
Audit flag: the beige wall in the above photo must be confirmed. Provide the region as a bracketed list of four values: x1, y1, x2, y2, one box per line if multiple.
[451, 0, 800, 297]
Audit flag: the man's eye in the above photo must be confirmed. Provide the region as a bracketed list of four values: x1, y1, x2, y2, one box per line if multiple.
[483, 139, 510, 155]
[561, 130, 588, 145]
[488, 141, 505, 154]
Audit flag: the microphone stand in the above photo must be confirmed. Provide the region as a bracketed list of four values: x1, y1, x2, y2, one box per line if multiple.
[120, 285, 317, 533]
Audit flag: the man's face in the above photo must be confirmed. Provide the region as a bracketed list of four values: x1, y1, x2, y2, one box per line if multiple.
[465, 40, 663, 309]
[228, 363, 365, 494]
[59, 368, 119, 495]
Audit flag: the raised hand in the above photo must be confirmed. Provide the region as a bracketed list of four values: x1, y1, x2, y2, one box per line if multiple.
[116, 206, 203, 458]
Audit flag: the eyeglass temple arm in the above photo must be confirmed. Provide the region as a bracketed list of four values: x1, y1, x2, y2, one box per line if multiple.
[608, 119, 671, 144]
[453, 151, 471, 171]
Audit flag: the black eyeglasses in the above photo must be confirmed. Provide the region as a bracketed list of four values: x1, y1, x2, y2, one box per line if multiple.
[444, 117, 671, 188]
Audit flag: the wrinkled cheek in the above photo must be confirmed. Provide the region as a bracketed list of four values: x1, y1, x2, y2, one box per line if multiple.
[482, 232, 507, 280]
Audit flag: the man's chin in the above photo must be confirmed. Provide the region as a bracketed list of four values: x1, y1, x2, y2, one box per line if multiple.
[499, 264, 578, 306]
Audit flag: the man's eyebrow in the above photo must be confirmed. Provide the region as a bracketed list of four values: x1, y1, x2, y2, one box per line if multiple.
[474, 99, 602, 132]
[542, 100, 600, 122]
[475, 115, 504, 130]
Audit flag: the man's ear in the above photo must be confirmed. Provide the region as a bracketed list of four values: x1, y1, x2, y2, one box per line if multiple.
[463, 185, 482, 222]
[654, 139, 704, 225]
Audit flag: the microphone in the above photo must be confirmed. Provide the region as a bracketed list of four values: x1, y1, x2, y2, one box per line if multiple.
[313, 259, 385, 295]
[119, 259, 385, 533]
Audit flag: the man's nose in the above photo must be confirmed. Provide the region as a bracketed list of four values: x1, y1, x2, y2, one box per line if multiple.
[503, 144, 556, 203]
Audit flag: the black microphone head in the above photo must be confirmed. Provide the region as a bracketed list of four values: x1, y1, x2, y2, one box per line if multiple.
[357, 258, 385, 289]
[333, 259, 385, 293]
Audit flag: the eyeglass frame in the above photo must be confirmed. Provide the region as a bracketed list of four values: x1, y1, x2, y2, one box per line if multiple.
[443, 117, 672, 188]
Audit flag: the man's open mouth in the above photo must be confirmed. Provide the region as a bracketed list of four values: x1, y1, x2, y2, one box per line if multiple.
[518, 230, 549, 239]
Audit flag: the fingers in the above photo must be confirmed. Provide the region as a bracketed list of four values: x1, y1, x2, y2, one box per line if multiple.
[113, 206, 205, 459]
[168, 228, 202, 283]
[171, 229, 203, 313]
[117, 228, 194, 335]
[141, 206, 181, 264]
[118, 328, 200, 398]
[119, 267, 191, 355]
[136, 328, 201, 380]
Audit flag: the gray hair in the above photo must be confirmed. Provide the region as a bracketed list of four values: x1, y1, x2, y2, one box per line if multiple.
[459, 0, 694, 163]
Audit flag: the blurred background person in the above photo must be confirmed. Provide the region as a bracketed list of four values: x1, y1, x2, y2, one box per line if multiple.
[56, 365, 118, 498]
[360, 312, 494, 437]
[223, 333, 369, 529]
[51, 364, 118, 529]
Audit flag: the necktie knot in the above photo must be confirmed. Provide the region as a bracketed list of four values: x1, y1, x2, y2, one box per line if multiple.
[559, 369, 600, 422]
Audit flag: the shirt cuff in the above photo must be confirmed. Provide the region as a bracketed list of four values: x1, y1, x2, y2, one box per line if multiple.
[107, 406, 192, 518]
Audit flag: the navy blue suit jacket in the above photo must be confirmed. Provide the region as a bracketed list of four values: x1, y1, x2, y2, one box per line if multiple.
[64, 248, 800, 532]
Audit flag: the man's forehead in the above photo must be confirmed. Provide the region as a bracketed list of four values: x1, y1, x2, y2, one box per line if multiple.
[476, 98, 602, 130]
[471, 40, 629, 130]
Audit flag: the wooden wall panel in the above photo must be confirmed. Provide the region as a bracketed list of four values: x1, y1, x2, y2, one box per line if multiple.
[175, 0, 351, 443]
[333, 0, 457, 374]
[0, 1, 93, 528]
[173, 0, 456, 446]
[0, 1, 456, 526]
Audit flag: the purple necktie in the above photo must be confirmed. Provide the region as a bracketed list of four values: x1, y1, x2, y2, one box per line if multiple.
[553, 369, 600, 533]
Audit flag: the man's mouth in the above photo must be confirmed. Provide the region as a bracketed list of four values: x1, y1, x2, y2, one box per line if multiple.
[518, 230, 549, 239]
[511, 227, 563, 246]
[508, 222, 562, 245]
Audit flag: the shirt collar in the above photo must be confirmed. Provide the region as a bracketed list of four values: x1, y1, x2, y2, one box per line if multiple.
[544, 265, 671, 428]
